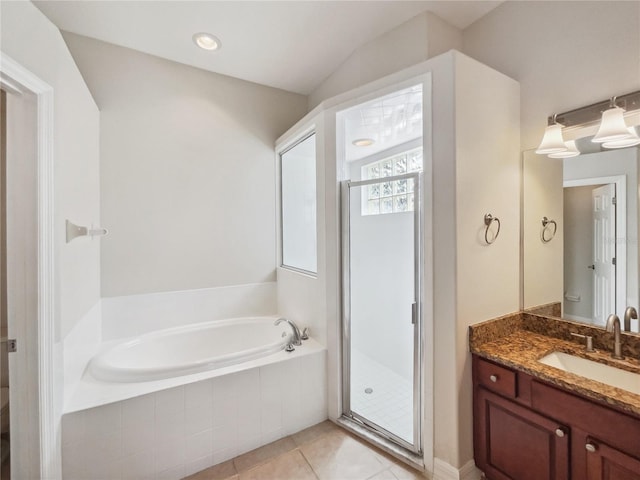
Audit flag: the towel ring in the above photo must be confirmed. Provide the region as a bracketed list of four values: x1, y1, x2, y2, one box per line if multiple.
[541, 217, 557, 243]
[484, 213, 501, 245]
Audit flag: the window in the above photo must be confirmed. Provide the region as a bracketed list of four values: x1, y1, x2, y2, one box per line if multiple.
[280, 133, 317, 274]
[361, 147, 422, 216]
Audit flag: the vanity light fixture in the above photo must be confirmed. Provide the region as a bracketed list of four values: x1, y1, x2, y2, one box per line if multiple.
[548, 140, 580, 158]
[602, 126, 640, 149]
[193, 32, 221, 51]
[352, 138, 375, 147]
[592, 98, 634, 143]
[535, 116, 567, 155]
[537, 90, 640, 157]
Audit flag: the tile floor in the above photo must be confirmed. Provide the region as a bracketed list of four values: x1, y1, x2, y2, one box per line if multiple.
[350, 349, 413, 443]
[183, 420, 426, 480]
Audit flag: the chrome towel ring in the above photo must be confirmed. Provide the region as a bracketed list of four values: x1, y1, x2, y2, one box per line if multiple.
[541, 217, 557, 243]
[484, 213, 501, 245]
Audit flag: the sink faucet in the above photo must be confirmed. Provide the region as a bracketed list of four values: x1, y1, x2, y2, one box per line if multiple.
[605, 314, 624, 359]
[623, 306, 638, 332]
[274, 318, 302, 346]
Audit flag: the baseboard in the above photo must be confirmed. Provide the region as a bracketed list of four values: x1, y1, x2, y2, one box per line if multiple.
[433, 458, 482, 480]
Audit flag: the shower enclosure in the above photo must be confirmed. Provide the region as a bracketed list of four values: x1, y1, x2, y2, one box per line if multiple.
[339, 84, 424, 453]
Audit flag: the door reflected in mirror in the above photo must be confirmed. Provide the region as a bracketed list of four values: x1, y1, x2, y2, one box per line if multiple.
[523, 145, 639, 333]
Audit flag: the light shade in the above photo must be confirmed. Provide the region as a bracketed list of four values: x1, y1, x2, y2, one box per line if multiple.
[602, 127, 640, 148]
[536, 123, 567, 154]
[592, 106, 632, 143]
[549, 140, 580, 158]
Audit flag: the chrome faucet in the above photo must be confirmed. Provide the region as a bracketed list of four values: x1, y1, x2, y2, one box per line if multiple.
[623, 306, 638, 332]
[605, 314, 624, 359]
[274, 318, 303, 346]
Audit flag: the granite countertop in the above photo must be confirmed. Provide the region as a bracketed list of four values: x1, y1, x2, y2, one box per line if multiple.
[469, 312, 640, 417]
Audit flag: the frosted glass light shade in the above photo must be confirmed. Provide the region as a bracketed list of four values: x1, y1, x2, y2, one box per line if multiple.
[549, 140, 580, 158]
[602, 127, 640, 148]
[536, 123, 567, 154]
[592, 107, 632, 143]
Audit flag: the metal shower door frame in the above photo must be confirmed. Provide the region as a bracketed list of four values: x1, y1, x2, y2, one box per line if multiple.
[341, 171, 423, 454]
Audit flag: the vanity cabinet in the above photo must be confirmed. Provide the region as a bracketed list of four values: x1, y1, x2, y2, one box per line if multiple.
[473, 355, 640, 480]
[474, 388, 569, 480]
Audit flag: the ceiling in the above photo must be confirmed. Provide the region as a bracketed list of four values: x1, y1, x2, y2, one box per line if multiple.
[34, 0, 503, 95]
[341, 84, 423, 162]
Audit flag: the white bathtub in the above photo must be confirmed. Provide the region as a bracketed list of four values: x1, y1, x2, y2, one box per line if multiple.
[89, 316, 292, 382]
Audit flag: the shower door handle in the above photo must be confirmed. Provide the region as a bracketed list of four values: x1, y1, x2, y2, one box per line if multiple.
[411, 302, 417, 325]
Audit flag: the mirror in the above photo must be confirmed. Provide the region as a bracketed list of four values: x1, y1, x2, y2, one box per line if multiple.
[523, 141, 640, 333]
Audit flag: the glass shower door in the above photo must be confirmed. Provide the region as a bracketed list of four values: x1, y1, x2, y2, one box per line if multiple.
[342, 172, 422, 453]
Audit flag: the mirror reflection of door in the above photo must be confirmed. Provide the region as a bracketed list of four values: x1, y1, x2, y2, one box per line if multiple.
[564, 182, 617, 326]
[592, 183, 616, 324]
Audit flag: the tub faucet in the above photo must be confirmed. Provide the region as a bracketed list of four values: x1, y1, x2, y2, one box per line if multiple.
[274, 318, 302, 346]
[605, 314, 624, 360]
[623, 306, 638, 332]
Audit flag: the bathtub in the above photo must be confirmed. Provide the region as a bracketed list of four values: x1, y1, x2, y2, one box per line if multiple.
[89, 316, 293, 382]
[62, 313, 327, 480]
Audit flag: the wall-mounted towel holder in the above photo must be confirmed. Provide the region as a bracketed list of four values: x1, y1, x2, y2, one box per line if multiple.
[484, 213, 501, 245]
[541, 216, 557, 243]
[66, 220, 108, 243]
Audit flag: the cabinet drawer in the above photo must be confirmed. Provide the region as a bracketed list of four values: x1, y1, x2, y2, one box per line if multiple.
[475, 357, 517, 398]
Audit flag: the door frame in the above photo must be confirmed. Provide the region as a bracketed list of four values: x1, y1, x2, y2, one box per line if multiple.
[564, 175, 626, 323]
[341, 171, 423, 454]
[0, 52, 57, 479]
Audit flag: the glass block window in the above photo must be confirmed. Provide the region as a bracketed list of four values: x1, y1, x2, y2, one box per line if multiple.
[361, 148, 422, 216]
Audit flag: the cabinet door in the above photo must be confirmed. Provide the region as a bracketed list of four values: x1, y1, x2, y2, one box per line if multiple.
[475, 387, 569, 480]
[586, 439, 640, 480]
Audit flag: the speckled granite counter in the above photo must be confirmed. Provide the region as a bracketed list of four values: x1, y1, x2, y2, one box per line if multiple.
[469, 312, 640, 417]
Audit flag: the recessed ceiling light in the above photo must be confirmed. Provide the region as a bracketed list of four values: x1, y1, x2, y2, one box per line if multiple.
[192, 33, 221, 51]
[352, 138, 375, 147]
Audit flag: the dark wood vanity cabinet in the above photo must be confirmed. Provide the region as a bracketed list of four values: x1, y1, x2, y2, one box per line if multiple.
[585, 440, 640, 480]
[472, 355, 640, 480]
[474, 387, 569, 480]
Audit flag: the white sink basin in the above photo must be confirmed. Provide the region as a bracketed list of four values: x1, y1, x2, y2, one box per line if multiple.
[538, 351, 640, 395]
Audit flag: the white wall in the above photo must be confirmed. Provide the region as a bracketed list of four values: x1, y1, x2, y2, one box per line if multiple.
[1, 2, 101, 341]
[462, 0, 640, 152]
[60, 32, 308, 298]
[522, 152, 564, 309]
[1, 2, 101, 477]
[346, 152, 417, 380]
[563, 185, 595, 321]
[448, 53, 520, 468]
[309, 12, 462, 109]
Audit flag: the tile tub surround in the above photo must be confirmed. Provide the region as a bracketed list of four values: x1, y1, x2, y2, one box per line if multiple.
[101, 283, 278, 341]
[469, 313, 640, 416]
[61, 350, 327, 480]
[184, 421, 427, 480]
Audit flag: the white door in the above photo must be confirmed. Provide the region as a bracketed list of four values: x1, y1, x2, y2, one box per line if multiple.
[4, 86, 40, 480]
[592, 183, 616, 325]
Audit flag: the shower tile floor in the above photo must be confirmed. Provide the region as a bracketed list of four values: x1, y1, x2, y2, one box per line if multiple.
[350, 349, 414, 444]
[183, 420, 426, 480]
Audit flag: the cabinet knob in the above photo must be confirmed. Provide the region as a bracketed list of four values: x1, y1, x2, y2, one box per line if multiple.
[555, 428, 565, 438]
[489, 374, 498, 383]
[585, 443, 597, 453]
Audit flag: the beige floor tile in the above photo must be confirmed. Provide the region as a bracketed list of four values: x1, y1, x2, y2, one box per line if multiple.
[389, 462, 428, 479]
[238, 450, 317, 480]
[367, 469, 398, 479]
[233, 436, 297, 473]
[300, 430, 387, 480]
[291, 420, 340, 447]
[182, 459, 237, 480]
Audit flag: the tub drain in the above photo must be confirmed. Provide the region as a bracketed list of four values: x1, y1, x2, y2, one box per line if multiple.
[364, 387, 373, 394]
